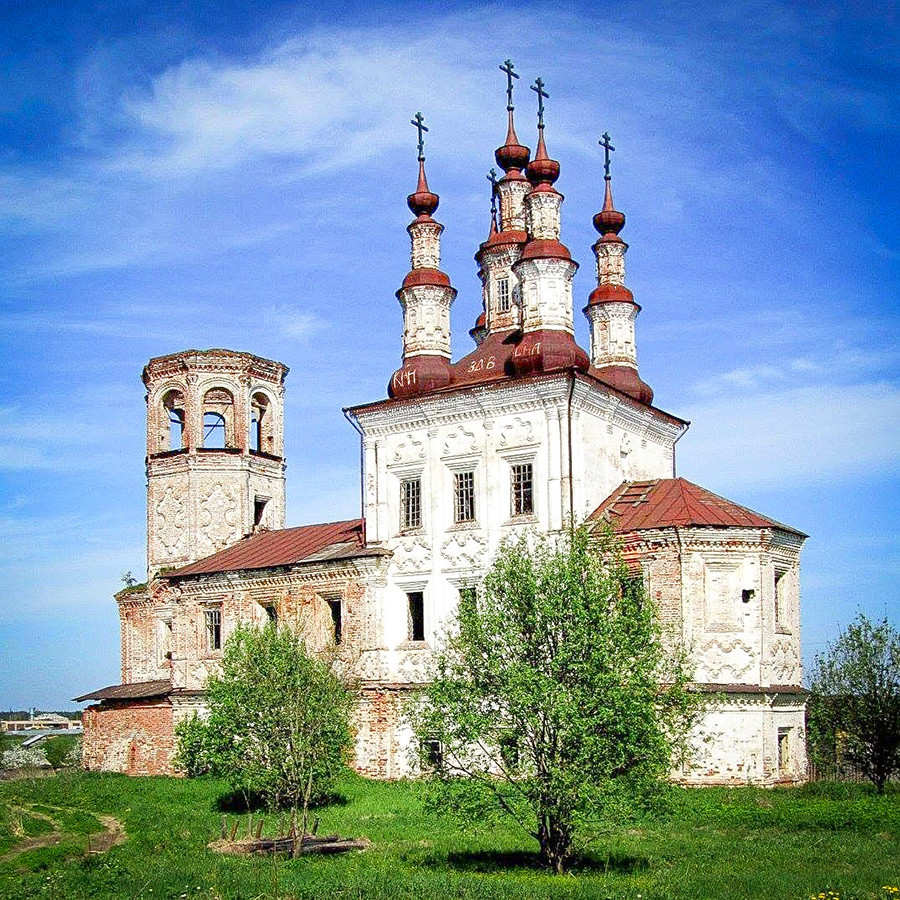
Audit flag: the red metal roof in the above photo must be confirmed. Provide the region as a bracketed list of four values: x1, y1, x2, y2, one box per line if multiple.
[589, 479, 807, 537]
[170, 519, 373, 578]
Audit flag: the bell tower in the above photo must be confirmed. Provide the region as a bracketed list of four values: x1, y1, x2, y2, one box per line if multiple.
[143, 349, 289, 579]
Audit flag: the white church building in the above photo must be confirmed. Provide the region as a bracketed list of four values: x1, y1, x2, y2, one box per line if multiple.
[77, 67, 808, 785]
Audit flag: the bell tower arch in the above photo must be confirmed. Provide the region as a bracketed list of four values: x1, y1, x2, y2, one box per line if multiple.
[143, 349, 289, 579]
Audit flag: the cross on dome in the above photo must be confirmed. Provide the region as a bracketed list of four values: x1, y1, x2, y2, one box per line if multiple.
[531, 77, 549, 128]
[411, 111, 428, 161]
[599, 131, 615, 180]
[499, 59, 520, 110]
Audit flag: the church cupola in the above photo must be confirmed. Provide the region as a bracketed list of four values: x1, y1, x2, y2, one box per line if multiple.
[583, 133, 653, 405]
[493, 60, 531, 236]
[510, 78, 588, 376]
[389, 113, 456, 399]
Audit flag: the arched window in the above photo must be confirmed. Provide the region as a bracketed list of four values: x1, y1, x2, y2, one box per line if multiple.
[201, 387, 235, 448]
[203, 412, 226, 448]
[250, 392, 272, 454]
[160, 389, 185, 452]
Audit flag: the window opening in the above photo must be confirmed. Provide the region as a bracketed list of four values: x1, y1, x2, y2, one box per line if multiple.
[622, 574, 644, 608]
[253, 496, 268, 528]
[168, 408, 184, 450]
[499, 732, 520, 769]
[454, 471, 476, 523]
[327, 598, 343, 644]
[203, 412, 226, 448]
[263, 603, 277, 624]
[407, 591, 425, 642]
[777, 727, 790, 773]
[458, 586, 477, 617]
[497, 277, 511, 312]
[205, 607, 222, 651]
[742, 589, 755, 604]
[250, 408, 262, 452]
[511, 462, 534, 516]
[774, 569, 787, 626]
[400, 477, 422, 530]
[422, 739, 443, 770]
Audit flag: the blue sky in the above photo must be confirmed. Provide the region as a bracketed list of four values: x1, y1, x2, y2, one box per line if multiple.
[0, 0, 897, 709]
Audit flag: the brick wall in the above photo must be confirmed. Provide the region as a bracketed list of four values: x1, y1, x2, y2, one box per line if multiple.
[82, 700, 176, 776]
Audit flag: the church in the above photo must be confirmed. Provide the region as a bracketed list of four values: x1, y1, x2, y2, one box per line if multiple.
[77, 64, 808, 786]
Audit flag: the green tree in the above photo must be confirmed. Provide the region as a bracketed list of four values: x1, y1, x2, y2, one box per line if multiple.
[177, 622, 354, 848]
[807, 614, 900, 794]
[410, 525, 698, 873]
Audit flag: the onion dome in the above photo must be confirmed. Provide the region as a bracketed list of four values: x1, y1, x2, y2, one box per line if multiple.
[510, 330, 589, 377]
[407, 159, 439, 219]
[469, 310, 487, 346]
[526, 127, 560, 188]
[496, 110, 531, 174]
[593, 177, 626, 241]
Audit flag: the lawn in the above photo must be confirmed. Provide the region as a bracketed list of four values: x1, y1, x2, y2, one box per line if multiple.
[0, 772, 897, 900]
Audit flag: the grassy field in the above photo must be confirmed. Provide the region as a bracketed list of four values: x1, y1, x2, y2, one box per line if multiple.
[0, 772, 897, 900]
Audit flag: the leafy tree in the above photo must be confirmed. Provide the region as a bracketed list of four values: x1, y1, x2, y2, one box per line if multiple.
[410, 525, 698, 873]
[807, 614, 900, 794]
[176, 622, 354, 848]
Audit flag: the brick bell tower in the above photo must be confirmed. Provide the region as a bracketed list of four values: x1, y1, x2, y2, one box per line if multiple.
[142, 349, 289, 579]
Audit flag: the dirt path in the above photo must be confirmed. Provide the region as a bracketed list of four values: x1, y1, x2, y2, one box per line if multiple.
[0, 805, 126, 863]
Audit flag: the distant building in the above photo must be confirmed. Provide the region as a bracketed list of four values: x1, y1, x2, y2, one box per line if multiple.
[77, 68, 807, 785]
[2, 713, 81, 732]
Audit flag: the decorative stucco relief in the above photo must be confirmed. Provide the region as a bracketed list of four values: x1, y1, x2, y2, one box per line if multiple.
[499, 416, 536, 448]
[392, 433, 426, 464]
[442, 425, 479, 457]
[440, 533, 487, 571]
[392, 538, 432, 574]
[770, 639, 801, 683]
[699, 638, 755, 681]
[154, 487, 186, 557]
[199, 482, 240, 552]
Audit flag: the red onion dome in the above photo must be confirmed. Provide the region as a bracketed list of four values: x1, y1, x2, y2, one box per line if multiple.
[495, 112, 531, 173]
[586, 283, 636, 306]
[593, 365, 653, 405]
[509, 330, 589, 377]
[469, 311, 487, 345]
[407, 159, 439, 218]
[400, 268, 452, 290]
[389, 354, 453, 399]
[526, 128, 560, 186]
[593, 179, 625, 237]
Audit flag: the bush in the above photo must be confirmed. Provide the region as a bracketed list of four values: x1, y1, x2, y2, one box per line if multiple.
[43, 735, 81, 769]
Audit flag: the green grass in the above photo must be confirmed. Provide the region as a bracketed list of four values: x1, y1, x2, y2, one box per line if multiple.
[0, 772, 897, 899]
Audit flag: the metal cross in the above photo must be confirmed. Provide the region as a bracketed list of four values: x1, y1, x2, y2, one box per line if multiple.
[411, 111, 428, 161]
[531, 77, 549, 128]
[487, 168, 499, 221]
[499, 59, 519, 110]
[599, 131, 615, 179]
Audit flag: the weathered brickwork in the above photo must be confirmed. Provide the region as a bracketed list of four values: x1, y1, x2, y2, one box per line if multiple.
[82, 700, 175, 776]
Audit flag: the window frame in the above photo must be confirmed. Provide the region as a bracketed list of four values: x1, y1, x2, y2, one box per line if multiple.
[406, 590, 425, 643]
[400, 476, 423, 531]
[496, 276, 511, 312]
[510, 460, 535, 517]
[204, 606, 222, 652]
[453, 470, 476, 524]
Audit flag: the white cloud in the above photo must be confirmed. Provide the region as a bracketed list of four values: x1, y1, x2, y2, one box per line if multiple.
[678, 381, 900, 491]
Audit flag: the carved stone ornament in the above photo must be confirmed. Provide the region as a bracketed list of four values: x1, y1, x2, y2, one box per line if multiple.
[199, 482, 240, 551]
[393, 538, 432, 574]
[619, 434, 633, 458]
[442, 425, 479, 457]
[440, 533, 487, 571]
[392, 433, 426, 464]
[155, 487, 186, 556]
[770, 639, 801, 682]
[700, 638, 755, 681]
[499, 416, 536, 448]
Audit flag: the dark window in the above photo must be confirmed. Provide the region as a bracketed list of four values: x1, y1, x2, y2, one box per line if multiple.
[327, 598, 342, 645]
[168, 407, 185, 450]
[454, 471, 476, 523]
[622, 574, 644, 608]
[422, 739, 443, 770]
[205, 608, 222, 651]
[499, 732, 520, 769]
[203, 412, 226, 448]
[254, 496, 268, 527]
[407, 591, 425, 642]
[263, 603, 277, 624]
[401, 477, 422, 530]
[511, 462, 534, 516]
[458, 586, 477, 617]
[742, 589, 755, 604]
[774, 569, 787, 625]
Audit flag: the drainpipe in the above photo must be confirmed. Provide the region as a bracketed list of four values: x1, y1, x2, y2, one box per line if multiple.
[567, 372, 576, 536]
[342, 408, 365, 543]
